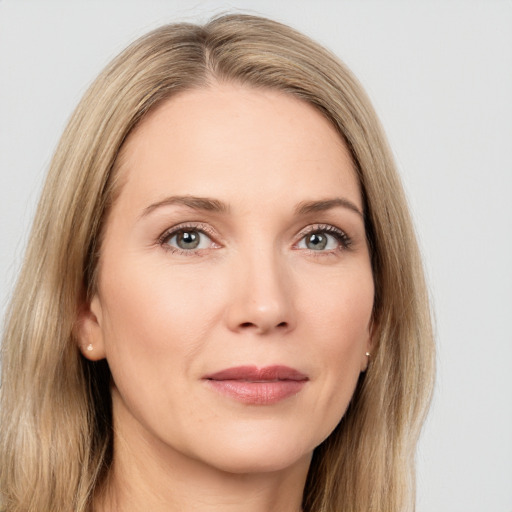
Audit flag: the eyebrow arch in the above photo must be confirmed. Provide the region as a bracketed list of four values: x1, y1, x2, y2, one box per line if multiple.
[140, 195, 363, 219]
[295, 198, 364, 218]
[140, 195, 229, 218]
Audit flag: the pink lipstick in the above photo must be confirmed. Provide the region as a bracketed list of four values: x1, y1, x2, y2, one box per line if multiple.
[203, 365, 308, 405]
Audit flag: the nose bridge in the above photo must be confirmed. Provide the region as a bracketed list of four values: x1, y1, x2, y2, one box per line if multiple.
[225, 239, 295, 334]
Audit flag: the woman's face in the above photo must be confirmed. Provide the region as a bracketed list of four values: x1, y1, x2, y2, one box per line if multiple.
[81, 84, 374, 474]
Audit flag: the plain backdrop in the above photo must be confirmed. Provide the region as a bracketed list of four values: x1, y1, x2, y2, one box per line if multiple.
[1, 1, 511, 511]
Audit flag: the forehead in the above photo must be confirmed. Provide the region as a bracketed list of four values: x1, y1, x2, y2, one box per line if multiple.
[113, 83, 361, 212]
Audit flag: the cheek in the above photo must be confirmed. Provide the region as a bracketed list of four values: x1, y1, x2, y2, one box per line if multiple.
[94, 260, 228, 446]
[97, 259, 223, 390]
[299, 265, 373, 349]
[298, 269, 373, 433]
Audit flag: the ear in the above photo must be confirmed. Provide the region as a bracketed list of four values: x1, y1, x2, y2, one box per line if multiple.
[75, 295, 106, 361]
[360, 318, 376, 372]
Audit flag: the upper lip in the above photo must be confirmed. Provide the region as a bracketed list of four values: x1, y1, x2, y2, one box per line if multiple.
[204, 365, 308, 382]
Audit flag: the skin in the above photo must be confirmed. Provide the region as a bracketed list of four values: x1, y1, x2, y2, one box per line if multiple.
[78, 83, 374, 512]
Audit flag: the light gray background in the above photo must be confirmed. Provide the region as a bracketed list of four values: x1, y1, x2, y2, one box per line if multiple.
[1, 1, 511, 511]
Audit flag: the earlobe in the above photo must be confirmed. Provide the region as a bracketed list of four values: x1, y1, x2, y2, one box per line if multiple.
[361, 351, 371, 372]
[361, 320, 376, 372]
[75, 295, 106, 361]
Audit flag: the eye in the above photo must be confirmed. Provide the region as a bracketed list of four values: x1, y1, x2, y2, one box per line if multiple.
[301, 232, 335, 251]
[296, 225, 351, 252]
[160, 225, 217, 253]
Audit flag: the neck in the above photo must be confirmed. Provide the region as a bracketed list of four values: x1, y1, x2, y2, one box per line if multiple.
[95, 392, 310, 512]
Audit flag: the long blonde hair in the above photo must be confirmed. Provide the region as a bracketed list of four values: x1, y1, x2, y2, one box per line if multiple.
[0, 14, 434, 512]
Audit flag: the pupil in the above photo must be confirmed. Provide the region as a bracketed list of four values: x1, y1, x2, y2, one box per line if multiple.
[177, 231, 199, 249]
[307, 233, 327, 250]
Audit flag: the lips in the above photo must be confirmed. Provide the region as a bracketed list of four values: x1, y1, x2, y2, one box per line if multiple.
[203, 365, 308, 405]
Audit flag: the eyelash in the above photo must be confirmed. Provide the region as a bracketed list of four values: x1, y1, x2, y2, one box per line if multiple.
[158, 222, 218, 256]
[295, 224, 352, 254]
[158, 223, 352, 256]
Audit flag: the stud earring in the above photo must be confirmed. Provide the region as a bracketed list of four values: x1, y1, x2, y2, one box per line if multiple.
[365, 352, 371, 358]
[86, 343, 94, 352]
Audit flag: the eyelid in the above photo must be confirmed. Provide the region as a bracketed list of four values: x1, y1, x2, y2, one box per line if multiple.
[158, 222, 220, 253]
[294, 223, 352, 251]
[157, 221, 352, 255]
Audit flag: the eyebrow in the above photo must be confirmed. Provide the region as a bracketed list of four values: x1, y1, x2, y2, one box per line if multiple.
[140, 195, 229, 218]
[140, 195, 363, 219]
[294, 198, 364, 218]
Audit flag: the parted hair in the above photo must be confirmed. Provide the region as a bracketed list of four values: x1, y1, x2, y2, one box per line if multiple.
[0, 13, 435, 512]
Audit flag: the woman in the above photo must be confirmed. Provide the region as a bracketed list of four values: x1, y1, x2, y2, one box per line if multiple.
[0, 13, 434, 512]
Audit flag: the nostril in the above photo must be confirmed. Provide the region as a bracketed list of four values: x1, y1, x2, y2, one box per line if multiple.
[238, 321, 288, 331]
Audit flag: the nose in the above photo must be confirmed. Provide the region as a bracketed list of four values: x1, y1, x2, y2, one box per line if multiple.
[224, 248, 296, 335]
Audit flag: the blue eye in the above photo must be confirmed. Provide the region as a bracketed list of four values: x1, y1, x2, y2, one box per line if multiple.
[297, 226, 351, 252]
[163, 228, 214, 252]
[304, 233, 333, 250]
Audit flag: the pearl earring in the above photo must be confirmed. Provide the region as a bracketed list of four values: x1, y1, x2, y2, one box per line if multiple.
[86, 344, 94, 352]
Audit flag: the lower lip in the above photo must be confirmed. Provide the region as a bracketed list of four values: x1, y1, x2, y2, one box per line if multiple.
[205, 379, 307, 405]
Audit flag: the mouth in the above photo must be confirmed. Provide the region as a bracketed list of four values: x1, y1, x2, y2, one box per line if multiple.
[203, 365, 309, 405]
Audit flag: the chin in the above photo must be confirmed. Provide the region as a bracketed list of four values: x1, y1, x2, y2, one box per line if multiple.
[208, 447, 312, 475]
[188, 426, 318, 475]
